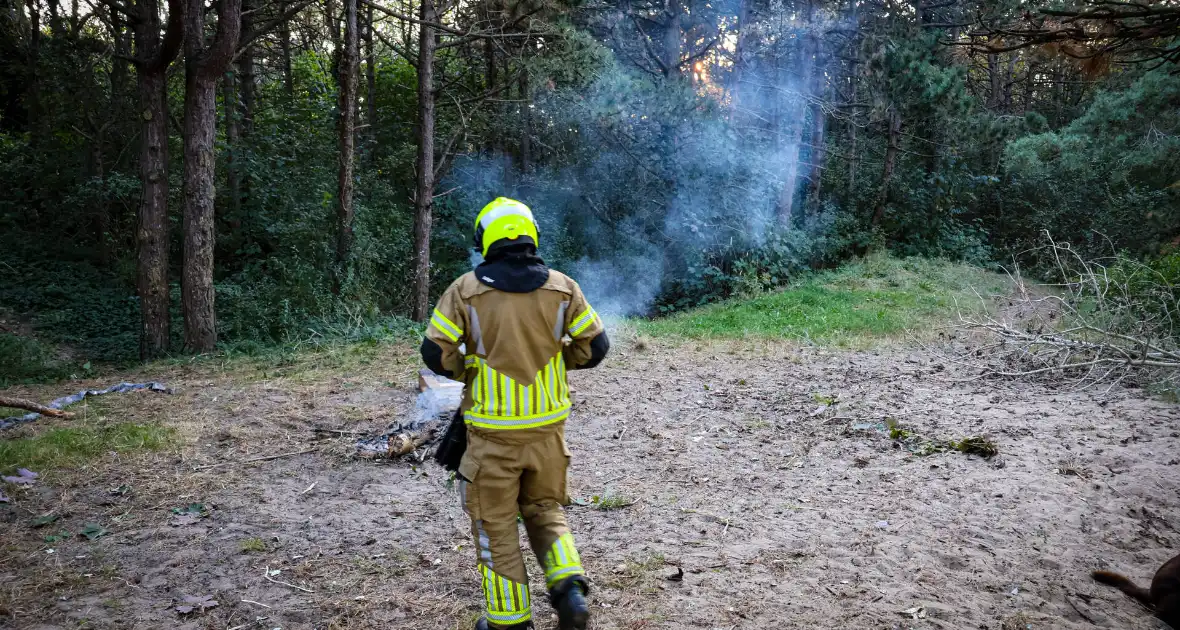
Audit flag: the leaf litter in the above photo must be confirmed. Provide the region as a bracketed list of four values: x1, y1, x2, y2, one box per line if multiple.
[175, 594, 218, 614]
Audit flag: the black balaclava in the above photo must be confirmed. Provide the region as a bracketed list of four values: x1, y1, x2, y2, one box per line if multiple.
[474, 238, 550, 293]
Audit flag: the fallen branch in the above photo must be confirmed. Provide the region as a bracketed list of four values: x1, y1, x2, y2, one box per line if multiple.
[0, 396, 73, 418]
[949, 232, 1180, 390]
[1, 382, 172, 431]
[263, 566, 314, 593]
[193, 448, 318, 471]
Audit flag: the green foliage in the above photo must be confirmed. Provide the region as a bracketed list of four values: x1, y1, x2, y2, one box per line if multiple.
[0, 423, 175, 474]
[999, 69, 1180, 264]
[639, 255, 1009, 345]
[0, 333, 70, 385]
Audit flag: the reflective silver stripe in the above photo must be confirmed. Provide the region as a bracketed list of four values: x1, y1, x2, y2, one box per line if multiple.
[553, 301, 569, 341]
[479, 202, 535, 228]
[476, 520, 493, 566]
[488, 610, 531, 623]
[467, 305, 487, 355]
[465, 407, 570, 428]
[432, 309, 463, 340]
[569, 307, 596, 336]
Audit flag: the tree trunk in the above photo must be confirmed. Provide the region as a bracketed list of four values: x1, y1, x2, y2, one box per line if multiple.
[410, 0, 437, 322]
[364, 2, 376, 156]
[483, 0, 499, 154]
[987, 53, 1001, 110]
[138, 68, 172, 358]
[334, 0, 359, 295]
[222, 68, 241, 219]
[847, 0, 860, 198]
[239, 0, 255, 134]
[183, 75, 219, 351]
[806, 38, 826, 205]
[280, 0, 294, 96]
[662, 0, 682, 77]
[133, 0, 182, 360]
[1003, 53, 1017, 111]
[182, 0, 242, 352]
[847, 60, 859, 196]
[870, 108, 900, 227]
[775, 2, 814, 227]
[518, 70, 530, 173]
[729, 0, 751, 118]
[90, 124, 109, 264]
[326, 0, 340, 81]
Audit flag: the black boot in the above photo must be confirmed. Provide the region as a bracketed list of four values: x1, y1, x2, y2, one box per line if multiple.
[474, 619, 532, 630]
[549, 576, 590, 630]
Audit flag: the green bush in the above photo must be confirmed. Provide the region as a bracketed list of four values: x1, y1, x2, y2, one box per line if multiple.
[0, 333, 71, 384]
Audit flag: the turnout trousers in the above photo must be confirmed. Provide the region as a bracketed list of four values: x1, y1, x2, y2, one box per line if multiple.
[457, 422, 587, 627]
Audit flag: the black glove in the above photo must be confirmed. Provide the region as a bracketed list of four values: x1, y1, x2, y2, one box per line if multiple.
[433, 408, 467, 471]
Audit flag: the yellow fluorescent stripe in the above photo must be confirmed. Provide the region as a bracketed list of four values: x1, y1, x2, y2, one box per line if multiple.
[432, 309, 463, 336]
[569, 308, 597, 336]
[431, 317, 459, 342]
[558, 356, 567, 402]
[466, 409, 570, 430]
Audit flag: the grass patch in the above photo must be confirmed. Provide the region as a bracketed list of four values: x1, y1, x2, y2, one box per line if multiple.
[639, 255, 1010, 345]
[0, 422, 175, 474]
[239, 537, 268, 553]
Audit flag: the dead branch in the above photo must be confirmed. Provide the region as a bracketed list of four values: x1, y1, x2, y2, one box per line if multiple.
[950, 231, 1180, 389]
[0, 396, 73, 418]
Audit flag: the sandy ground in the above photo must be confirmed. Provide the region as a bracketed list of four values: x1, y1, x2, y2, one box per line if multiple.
[1, 337, 1178, 630]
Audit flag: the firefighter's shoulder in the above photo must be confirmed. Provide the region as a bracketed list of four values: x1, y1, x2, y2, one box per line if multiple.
[540, 269, 580, 296]
[452, 271, 495, 300]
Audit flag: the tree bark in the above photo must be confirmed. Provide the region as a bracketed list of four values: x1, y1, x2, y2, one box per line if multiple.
[280, 0, 294, 96]
[239, 0, 255, 134]
[870, 108, 900, 227]
[133, 0, 183, 360]
[518, 70, 530, 173]
[847, 0, 860, 197]
[0, 396, 72, 418]
[182, 0, 242, 352]
[729, 0, 751, 118]
[662, 0, 682, 77]
[334, 0, 359, 294]
[806, 37, 826, 205]
[483, 0, 498, 154]
[775, 1, 814, 227]
[410, 0, 437, 322]
[222, 67, 242, 220]
[364, 2, 376, 156]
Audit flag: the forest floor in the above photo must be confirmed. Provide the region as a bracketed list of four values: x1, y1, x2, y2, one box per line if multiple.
[1, 328, 1179, 630]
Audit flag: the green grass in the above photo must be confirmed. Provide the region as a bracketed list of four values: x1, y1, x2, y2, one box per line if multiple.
[639, 255, 1010, 345]
[0, 422, 175, 474]
[239, 537, 268, 553]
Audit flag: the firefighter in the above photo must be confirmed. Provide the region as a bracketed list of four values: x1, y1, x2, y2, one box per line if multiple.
[420, 197, 610, 630]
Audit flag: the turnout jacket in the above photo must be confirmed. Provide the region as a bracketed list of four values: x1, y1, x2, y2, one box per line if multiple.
[423, 260, 607, 434]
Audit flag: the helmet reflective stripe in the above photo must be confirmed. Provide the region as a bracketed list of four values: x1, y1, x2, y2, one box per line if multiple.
[478, 201, 534, 229]
[474, 197, 540, 256]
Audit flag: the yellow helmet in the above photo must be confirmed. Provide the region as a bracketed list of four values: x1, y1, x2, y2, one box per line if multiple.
[473, 197, 539, 257]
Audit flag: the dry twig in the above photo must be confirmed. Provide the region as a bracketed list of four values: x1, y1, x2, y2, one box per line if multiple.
[946, 232, 1180, 390]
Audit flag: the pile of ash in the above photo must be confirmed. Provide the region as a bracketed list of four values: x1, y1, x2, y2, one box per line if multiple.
[355, 370, 463, 459]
